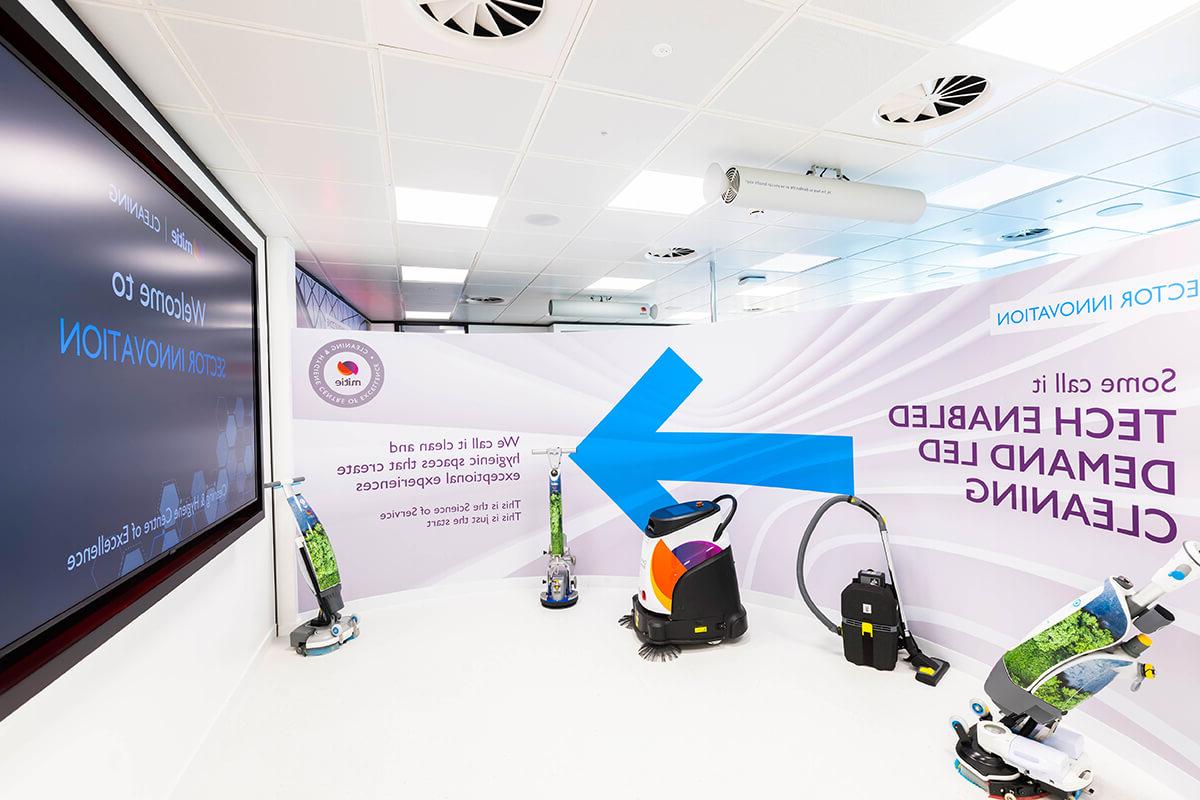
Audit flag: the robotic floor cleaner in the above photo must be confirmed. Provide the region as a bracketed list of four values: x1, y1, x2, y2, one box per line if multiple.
[619, 494, 748, 661]
[796, 495, 948, 685]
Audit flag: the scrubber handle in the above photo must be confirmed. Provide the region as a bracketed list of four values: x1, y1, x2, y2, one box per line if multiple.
[711, 494, 738, 542]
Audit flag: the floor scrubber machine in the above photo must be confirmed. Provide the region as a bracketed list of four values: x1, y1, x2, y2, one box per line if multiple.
[267, 477, 359, 656]
[619, 495, 748, 661]
[533, 446, 578, 609]
[952, 540, 1200, 799]
[796, 495, 949, 685]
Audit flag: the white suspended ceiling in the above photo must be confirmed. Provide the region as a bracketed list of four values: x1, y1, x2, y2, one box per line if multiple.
[68, 0, 1200, 324]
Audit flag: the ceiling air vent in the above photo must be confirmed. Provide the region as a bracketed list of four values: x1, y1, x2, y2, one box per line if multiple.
[1000, 227, 1051, 242]
[417, 0, 545, 39]
[877, 75, 988, 126]
[464, 295, 506, 304]
[645, 246, 698, 263]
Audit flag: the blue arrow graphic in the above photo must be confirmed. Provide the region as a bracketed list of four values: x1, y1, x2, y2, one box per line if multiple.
[571, 347, 855, 528]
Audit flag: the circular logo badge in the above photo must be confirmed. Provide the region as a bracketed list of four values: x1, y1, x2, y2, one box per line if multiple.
[308, 339, 385, 407]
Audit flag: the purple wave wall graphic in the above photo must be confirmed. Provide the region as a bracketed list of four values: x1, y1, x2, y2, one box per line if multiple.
[292, 225, 1200, 793]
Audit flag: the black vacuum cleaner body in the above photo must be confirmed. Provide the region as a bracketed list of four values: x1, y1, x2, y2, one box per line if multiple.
[797, 495, 948, 685]
[622, 495, 748, 659]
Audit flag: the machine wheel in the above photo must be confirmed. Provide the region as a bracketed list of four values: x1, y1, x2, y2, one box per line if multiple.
[296, 643, 307, 656]
[969, 697, 991, 718]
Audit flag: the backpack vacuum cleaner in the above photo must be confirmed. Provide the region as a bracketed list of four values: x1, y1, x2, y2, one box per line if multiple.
[619, 495, 748, 661]
[796, 495, 948, 685]
[533, 446, 579, 609]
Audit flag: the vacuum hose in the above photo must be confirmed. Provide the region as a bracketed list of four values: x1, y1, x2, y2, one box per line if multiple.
[795, 495, 887, 636]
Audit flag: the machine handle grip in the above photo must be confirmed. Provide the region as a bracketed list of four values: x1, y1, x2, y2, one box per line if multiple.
[531, 448, 576, 455]
[711, 494, 738, 542]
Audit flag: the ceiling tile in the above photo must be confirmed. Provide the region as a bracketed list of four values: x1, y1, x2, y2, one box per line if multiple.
[1074, 10, 1200, 99]
[331, 278, 403, 318]
[166, 17, 377, 128]
[557, 237, 644, 261]
[869, 150, 998, 194]
[212, 169, 277, 212]
[803, 232, 894, 257]
[395, 246, 476, 269]
[933, 83, 1144, 162]
[230, 118, 385, 183]
[774, 211, 864, 232]
[712, 17, 928, 127]
[266, 176, 390, 219]
[246, 207, 298, 238]
[1158, 171, 1200, 196]
[466, 270, 539, 287]
[651, 113, 810, 177]
[1020, 107, 1200, 175]
[906, 243, 1048, 267]
[380, 55, 546, 149]
[321, 263, 399, 281]
[654, 217, 762, 253]
[541, 258, 617, 276]
[579, 210, 683, 242]
[847, 205, 969, 237]
[473, 254, 552, 273]
[391, 138, 518, 195]
[365, 0, 586, 77]
[912, 212, 1045, 245]
[482, 231, 570, 258]
[1047, 188, 1198, 230]
[773, 132, 915, 180]
[395, 223, 488, 252]
[564, 0, 781, 103]
[1091, 136, 1200, 187]
[73, 3, 208, 109]
[608, 261, 682, 280]
[734, 226, 830, 253]
[508, 156, 633, 207]
[1024, 227, 1141, 255]
[309, 241, 396, 264]
[153, 0, 367, 40]
[491, 200, 598, 237]
[986, 177, 1139, 219]
[809, 0, 1003, 41]
[856, 239, 952, 262]
[161, 109, 250, 170]
[530, 273, 598, 290]
[291, 215, 393, 246]
[530, 87, 689, 165]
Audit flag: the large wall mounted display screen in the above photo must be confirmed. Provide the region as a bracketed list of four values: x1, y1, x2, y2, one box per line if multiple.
[0, 37, 260, 656]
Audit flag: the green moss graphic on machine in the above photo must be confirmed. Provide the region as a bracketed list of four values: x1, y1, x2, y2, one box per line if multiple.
[268, 477, 359, 656]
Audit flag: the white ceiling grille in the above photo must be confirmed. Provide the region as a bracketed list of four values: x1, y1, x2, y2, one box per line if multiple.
[416, 0, 546, 39]
[876, 75, 988, 125]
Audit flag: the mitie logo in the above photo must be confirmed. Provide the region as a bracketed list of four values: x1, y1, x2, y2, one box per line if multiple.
[170, 226, 202, 259]
[309, 340, 385, 407]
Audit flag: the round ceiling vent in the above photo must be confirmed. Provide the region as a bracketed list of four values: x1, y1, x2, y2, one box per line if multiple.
[416, 0, 545, 39]
[464, 295, 506, 304]
[877, 75, 989, 126]
[1000, 226, 1051, 242]
[645, 246, 697, 263]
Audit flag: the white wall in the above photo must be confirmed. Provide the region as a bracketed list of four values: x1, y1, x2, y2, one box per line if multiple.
[0, 2, 279, 797]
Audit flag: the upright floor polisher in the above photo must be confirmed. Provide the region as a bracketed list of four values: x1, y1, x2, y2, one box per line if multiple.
[620, 495, 749, 661]
[267, 477, 359, 656]
[952, 540, 1200, 799]
[533, 447, 579, 608]
[796, 495, 949, 684]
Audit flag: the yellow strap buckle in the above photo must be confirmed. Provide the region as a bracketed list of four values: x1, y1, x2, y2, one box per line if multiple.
[862, 622, 874, 637]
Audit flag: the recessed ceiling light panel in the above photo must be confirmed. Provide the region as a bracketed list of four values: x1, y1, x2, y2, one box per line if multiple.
[395, 186, 497, 227]
[610, 171, 706, 215]
[587, 277, 653, 292]
[876, 75, 989, 126]
[416, 0, 545, 39]
[406, 310, 453, 321]
[401, 266, 469, 284]
[929, 165, 1068, 210]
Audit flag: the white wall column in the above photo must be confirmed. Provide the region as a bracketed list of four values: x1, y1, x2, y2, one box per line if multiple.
[265, 237, 298, 633]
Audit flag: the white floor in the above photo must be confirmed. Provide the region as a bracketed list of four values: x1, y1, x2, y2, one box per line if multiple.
[174, 581, 1187, 800]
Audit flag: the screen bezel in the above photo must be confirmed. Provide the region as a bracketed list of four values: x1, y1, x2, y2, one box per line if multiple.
[0, 0, 267, 717]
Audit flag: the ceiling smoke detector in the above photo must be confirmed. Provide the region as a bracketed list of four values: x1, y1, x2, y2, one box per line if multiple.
[1000, 226, 1052, 242]
[416, 0, 545, 39]
[464, 295, 506, 304]
[877, 75, 989, 126]
[645, 246, 698, 263]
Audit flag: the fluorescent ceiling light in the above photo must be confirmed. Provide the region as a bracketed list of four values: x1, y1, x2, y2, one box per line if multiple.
[962, 249, 1054, 269]
[738, 284, 797, 298]
[1109, 198, 1200, 232]
[959, 0, 1199, 72]
[401, 266, 468, 284]
[405, 310, 452, 321]
[395, 186, 497, 227]
[929, 165, 1068, 210]
[609, 170, 706, 215]
[587, 277, 654, 292]
[756, 253, 837, 272]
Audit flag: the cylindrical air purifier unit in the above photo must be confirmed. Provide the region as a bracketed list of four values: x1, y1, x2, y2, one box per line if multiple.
[548, 300, 658, 321]
[704, 163, 926, 224]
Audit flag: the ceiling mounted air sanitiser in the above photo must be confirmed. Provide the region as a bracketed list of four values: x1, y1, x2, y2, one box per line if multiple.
[416, 0, 545, 39]
[548, 299, 658, 322]
[705, 163, 926, 224]
[877, 75, 988, 126]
